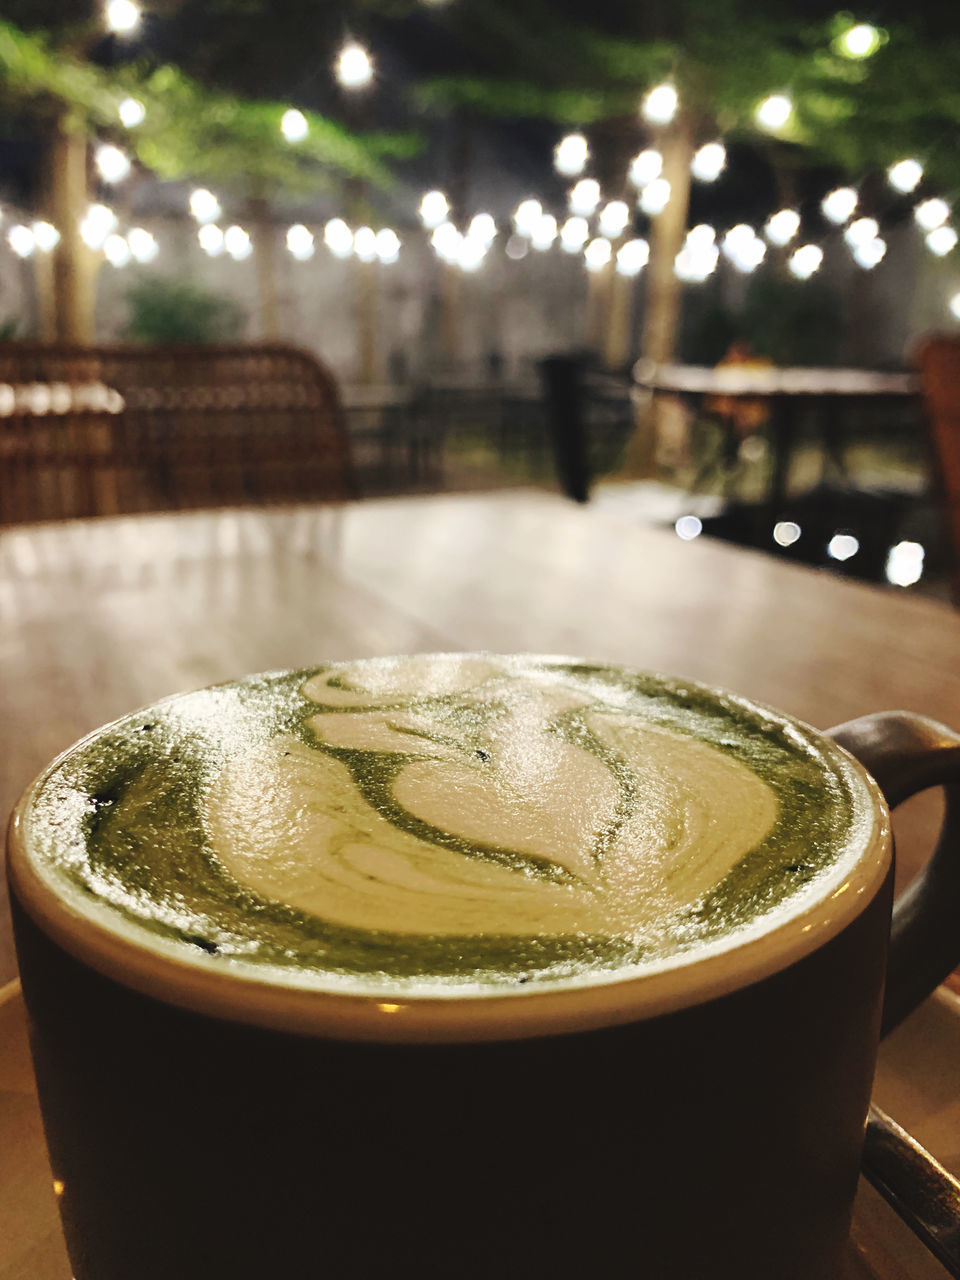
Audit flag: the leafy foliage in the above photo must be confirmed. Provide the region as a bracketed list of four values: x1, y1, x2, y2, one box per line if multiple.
[124, 276, 246, 344]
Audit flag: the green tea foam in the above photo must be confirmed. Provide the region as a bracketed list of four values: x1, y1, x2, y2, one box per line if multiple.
[21, 655, 874, 995]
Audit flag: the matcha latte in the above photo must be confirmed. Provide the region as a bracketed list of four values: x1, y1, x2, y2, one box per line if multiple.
[16, 654, 883, 1013]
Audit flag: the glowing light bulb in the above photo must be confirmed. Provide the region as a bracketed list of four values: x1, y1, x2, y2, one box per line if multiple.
[224, 226, 252, 261]
[189, 189, 221, 223]
[198, 224, 224, 256]
[687, 224, 717, 247]
[674, 240, 718, 282]
[353, 226, 377, 263]
[31, 221, 60, 252]
[554, 133, 588, 177]
[468, 213, 496, 245]
[127, 227, 157, 262]
[531, 213, 558, 251]
[104, 0, 140, 35]
[79, 204, 117, 249]
[629, 149, 663, 189]
[675, 515, 702, 540]
[840, 23, 881, 58]
[324, 219, 354, 258]
[431, 222, 462, 263]
[915, 198, 949, 231]
[639, 178, 671, 216]
[643, 83, 678, 125]
[584, 238, 612, 272]
[755, 94, 792, 132]
[691, 142, 726, 182]
[827, 533, 859, 561]
[281, 109, 308, 142]
[616, 238, 649, 276]
[885, 541, 924, 587]
[569, 179, 601, 216]
[950, 292, 960, 320]
[852, 238, 886, 269]
[844, 217, 879, 248]
[722, 227, 765, 273]
[765, 209, 800, 245]
[458, 238, 486, 272]
[926, 226, 958, 257]
[560, 217, 590, 253]
[821, 187, 858, 224]
[103, 233, 131, 267]
[888, 159, 923, 194]
[7, 225, 35, 258]
[788, 244, 823, 279]
[336, 42, 373, 89]
[419, 191, 449, 229]
[513, 199, 543, 236]
[118, 97, 145, 128]
[598, 201, 630, 238]
[376, 228, 400, 264]
[95, 144, 131, 183]
[286, 224, 315, 260]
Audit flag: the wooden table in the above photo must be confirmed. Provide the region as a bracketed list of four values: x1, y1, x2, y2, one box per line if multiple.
[633, 361, 922, 507]
[2, 489, 960, 1278]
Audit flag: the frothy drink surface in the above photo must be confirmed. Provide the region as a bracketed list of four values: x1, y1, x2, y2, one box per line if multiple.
[23, 655, 872, 995]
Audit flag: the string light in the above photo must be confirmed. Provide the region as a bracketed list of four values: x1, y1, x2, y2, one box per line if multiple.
[95, 144, 131, 184]
[504, 235, 528, 261]
[324, 218, 354, 258]
[458, 238, 487, 272]
[431, 222, 462, 263]
[723, 226, 766, 273]
[914, 198, 949, 231]
[888, 159, 923, 194]
[721, 224, 754, 260]
[629, 149, 663, 189]
[127, 227, 158, 262]
[118, 97, 145, 127]
[821, 187, 858, 224]
[336, 42, 373, 89]
[281, 109, 309, 142]
[104, 0, 140, 35]
[353, 226, 377, 262]
[691, 142, 726, 183]
[675, 515, 702, 540]
[773, 521, 801, 547]
[560, 216, 590, 253]
[616, 238, 649, 276]
[926, 226, 958, 257]
[598, 201, 630, 238]
[419, 191, 449, 229]
[885, 541, 924, 587]
[675, 228, 718, 281]
[642, 83, 678, 125]
[103, 233, 131, 267]
[950, 293, 960, 320]
[844, 217, 878, 248]
[569, 179, 601, 216]
[286, 224, 315, 260]
[80, 204, 117, 249]
[513, 199, 543, 236]
[827, 533, 859, 561]
[584, 238, 612, 272]
[530, 213, 558, 251]
[7, 225, 35, 258]
[224, 226, 252, 261]
[755, 94, 792, 132]
[198, 224, 225, 256]
[189, 189, 221, 223]
[788, 244, 823, 279]
[554, 134, 588, 177]
[376, 228, 401, 264]
[764, 209, 801, 245]
[467, 213, 496, 245]
[31, 221, 60, 252]
[839, 23, 882, 59]
[852, 237, 886, 269]
[639, 178, 671, 216]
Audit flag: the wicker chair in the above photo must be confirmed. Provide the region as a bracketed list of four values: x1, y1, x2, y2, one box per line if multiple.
[916, 336, 960, 606]
[0, 343, 355, 525]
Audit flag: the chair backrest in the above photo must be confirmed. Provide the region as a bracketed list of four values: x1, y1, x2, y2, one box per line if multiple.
[0, 342, 355, 525]
[915, 336, 960, 606]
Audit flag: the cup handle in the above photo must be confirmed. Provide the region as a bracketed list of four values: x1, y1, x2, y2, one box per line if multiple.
[826, 712, 960, 1036]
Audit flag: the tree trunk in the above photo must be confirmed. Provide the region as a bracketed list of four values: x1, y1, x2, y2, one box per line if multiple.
[249, 196, 280, 339]
[640, 112, 696, 364]
[603, 267, 634, 371]
[46, 121, 97, 343]
[355, 257, 379, 384]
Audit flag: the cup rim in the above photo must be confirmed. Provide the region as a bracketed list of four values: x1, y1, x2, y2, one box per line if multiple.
[6, 663, 893, 1044]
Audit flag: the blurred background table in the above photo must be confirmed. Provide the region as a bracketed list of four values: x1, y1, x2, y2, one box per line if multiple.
[1, 488, 960, 1277]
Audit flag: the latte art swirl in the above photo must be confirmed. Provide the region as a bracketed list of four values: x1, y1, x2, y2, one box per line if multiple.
[22, 655, 871, 993]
